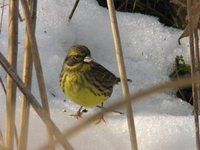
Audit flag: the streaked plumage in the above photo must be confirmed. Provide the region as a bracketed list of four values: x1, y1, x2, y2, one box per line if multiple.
[59, 45, 123, 119]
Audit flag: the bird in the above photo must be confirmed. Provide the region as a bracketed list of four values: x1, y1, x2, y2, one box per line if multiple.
[59, 44, 131, 122]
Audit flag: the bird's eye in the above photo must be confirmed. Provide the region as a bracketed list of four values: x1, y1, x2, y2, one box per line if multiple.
[74, 55, 82, 60]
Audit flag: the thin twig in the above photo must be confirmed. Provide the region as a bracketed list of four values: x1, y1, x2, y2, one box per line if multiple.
[0, 51, 74, 150]
[106, 0, 138, 150]
[38, 74, 200, 150]
[68, 0, 80, 22]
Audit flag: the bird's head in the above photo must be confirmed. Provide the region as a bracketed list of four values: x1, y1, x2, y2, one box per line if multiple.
[64, 45, 93, 67]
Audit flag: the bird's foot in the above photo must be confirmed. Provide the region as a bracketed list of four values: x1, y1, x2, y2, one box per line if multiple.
[70, 111, 83, 119]
[70, 106, 83, 119]
[95, 114, 106, 124]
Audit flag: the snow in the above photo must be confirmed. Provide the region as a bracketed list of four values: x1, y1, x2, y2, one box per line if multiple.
[0, 0, 196, 149]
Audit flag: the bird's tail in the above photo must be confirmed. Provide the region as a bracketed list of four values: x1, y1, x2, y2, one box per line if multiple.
[117, 78, 132, 83]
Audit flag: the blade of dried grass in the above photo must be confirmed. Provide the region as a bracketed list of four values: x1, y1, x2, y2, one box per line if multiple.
[38, 74, 200, 150]
[106, 0, 138, 150]
[0, 51, 73, 150]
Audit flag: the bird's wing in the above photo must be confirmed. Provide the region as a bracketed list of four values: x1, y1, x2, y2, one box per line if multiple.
[84, 61, 120, 97]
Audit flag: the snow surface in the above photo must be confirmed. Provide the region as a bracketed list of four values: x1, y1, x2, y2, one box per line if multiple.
[0, 0, 196, 149]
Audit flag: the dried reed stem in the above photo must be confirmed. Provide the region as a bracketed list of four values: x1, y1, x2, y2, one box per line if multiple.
[187, 0, 200, 149]
[106, 0, 138, 149]
[0, 51, 73, 150]
[20, 0, 55, 148]
[18, 0, 35, 149]
[38, 74, 200, 150]
[68, 0, 80, 21]
[5, 0, 19, 149]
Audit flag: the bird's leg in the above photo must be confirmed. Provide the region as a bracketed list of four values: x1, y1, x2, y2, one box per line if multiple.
[70, 106, 83, 119]
[96, 103, 106, 124]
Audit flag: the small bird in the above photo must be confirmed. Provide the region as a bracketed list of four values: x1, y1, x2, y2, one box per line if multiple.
[59, 45, 130, 122]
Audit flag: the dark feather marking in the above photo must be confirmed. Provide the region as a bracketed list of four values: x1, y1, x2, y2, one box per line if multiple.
[81, 73, 105, 97]
[83, 72, 104, 92]
[83, 62, 120, 97]
[61, 73, 67, 93]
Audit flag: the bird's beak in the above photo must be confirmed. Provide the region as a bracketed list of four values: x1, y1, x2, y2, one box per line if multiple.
[84, 56, 93, 63]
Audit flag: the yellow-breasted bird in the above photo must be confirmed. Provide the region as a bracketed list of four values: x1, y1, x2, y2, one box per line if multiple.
[59, 45, 130, 121]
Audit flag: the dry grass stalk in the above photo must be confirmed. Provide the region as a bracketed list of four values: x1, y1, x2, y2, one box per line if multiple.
[18, 0, 36, 149]
[187, 0, 200, 149]
[0, 129, 5, 150]
[0, 145, 4, 150]
[5, 0, 19, 149]
[0, 76, 6, 95]
[16, 6, 23, 22]
[14, 126, 18, 147]
[20, 0, 55, 148]
[0, 51, 74, 150]
[68, 0, 80, 21]
[38, 74, 200, 150]
[1, 76, 19, 148]
[0, 0, 6, 33]
[194, 29, 200, 66]
[177, 1, 200, 43]
[106, 0, 138, 150]
[0, 77, 18, 149]
[170, 0, 187, 8]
